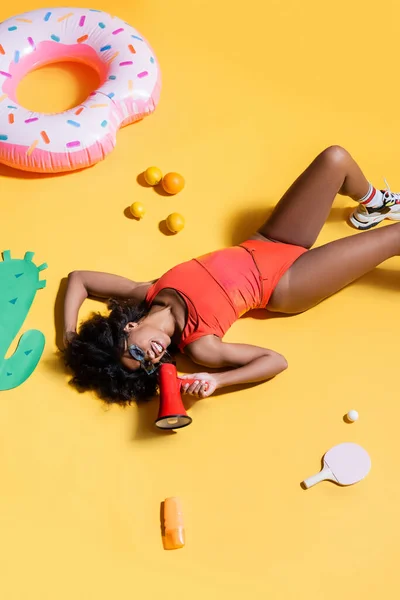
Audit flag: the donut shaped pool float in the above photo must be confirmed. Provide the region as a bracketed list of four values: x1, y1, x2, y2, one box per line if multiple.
[0, 7, 161, 173]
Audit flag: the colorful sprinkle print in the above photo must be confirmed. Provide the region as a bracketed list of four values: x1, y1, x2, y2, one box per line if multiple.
[66, 141, 81, 148]
[27, 140, 38, 156]
[107, 52, 119, 64]
[58, 13, 73, 22]
[40, 131, 50, 144]
[0, 7, 159, 170]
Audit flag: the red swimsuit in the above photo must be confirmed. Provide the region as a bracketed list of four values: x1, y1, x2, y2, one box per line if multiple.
[145, 239, 307, 351]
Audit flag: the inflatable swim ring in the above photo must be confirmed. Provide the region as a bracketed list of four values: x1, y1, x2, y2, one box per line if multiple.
[0, 7, 161, 173]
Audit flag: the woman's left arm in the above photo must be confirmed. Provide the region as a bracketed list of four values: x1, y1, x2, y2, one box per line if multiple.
[181, 336, 288, 398]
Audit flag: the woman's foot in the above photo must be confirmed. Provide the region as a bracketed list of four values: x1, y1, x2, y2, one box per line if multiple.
[349, 186, 400, 230]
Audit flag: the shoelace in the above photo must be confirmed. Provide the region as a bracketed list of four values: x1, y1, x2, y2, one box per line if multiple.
[382, 178, 400, 207]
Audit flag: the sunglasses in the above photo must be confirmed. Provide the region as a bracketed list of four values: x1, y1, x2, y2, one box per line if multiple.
[127, 343, 159, 375]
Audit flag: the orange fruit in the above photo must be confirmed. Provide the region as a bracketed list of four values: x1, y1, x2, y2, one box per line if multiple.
[162, 172, 185, 195]
[166, 213, 185, 233]
[130, 202, 146, 219]
[144, 166, 163, 186]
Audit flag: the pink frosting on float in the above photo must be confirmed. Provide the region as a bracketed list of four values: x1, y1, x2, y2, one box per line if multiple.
[2, 42, 108, 102]
[0, 134, 115, 172]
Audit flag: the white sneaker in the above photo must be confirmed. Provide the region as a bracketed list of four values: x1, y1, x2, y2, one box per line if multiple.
[349, 180, 400, 230]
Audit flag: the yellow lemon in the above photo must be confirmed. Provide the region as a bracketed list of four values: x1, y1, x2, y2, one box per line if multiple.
[130, 202, 146, 219]
[144, 166, 163, 186]
[166, 213, 185, 233]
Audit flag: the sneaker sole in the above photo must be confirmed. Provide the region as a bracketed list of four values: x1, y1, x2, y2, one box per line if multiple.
[349, 210, 400, 230]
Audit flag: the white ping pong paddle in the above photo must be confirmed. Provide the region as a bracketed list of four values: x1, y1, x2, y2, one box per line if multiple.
[303, 442, 371, 489]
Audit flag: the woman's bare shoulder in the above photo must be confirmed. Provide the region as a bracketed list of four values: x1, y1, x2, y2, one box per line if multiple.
[131, 279, 158, 303]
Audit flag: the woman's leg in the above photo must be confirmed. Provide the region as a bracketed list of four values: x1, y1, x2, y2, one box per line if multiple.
[269, 223, 400, 313]
[257, 145, 369, 249]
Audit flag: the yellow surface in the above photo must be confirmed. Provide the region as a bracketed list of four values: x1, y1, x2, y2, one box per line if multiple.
[0, 1, 399, 598]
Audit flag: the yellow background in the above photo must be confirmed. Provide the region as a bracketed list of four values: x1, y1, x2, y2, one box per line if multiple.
[0, 0, 399, 598]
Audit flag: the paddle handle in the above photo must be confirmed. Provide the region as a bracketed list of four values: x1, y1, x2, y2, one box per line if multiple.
[303, 466, 333, 489]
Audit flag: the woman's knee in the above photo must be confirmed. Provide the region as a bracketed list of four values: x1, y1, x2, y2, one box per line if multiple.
[320, 145, 351, 167]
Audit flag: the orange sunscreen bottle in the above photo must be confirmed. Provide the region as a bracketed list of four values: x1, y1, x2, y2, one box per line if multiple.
[163, 497, 185, 549]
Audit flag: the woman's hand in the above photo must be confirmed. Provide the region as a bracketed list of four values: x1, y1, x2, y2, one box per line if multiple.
[179, 373, 219, 399]
[63, 330, 77, 349]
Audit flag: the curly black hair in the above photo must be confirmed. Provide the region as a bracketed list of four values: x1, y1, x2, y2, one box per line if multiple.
[64, 298, 174, 405]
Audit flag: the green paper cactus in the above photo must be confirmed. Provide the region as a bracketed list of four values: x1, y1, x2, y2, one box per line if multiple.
[0, 250, 47, 391]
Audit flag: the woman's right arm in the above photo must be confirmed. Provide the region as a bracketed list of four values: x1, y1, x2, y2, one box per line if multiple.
[63, 271, 156, 345]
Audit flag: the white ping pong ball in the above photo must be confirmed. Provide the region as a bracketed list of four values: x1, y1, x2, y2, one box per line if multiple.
[347, 410, 359, 422]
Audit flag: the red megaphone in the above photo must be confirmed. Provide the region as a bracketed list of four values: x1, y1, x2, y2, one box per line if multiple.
[155, 363, 193, 430]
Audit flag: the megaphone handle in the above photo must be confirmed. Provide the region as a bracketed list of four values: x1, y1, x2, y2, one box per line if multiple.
[178, 378, 209, 392]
